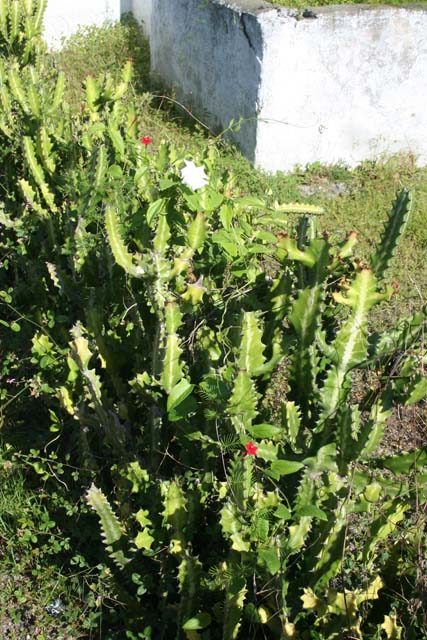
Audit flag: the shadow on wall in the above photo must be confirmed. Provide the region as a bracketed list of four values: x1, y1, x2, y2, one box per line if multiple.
[150, 0, 263, 162]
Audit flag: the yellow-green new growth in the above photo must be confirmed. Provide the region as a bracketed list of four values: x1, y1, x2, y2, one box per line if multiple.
[23, 136, 57, 211]
[105, 204, 144, 278]
[86, 484, 130, 569]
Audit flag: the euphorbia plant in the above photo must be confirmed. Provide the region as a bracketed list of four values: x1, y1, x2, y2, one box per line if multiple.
[84, 175, 427, 638]
[1, 3, 427, 637]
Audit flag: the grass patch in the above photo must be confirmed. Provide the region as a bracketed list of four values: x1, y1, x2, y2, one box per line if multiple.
[50, 15, 150, 107]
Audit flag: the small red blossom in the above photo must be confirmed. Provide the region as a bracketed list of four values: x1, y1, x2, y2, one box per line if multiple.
[140, 136, 152, 146]
[245, 441, 258, 456]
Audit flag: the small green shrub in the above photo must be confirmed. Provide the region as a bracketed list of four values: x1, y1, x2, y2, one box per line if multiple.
[50, 15, 150, 107]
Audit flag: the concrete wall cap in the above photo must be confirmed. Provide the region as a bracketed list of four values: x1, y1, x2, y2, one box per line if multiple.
[214, 0, 276, 16]
[217, 0, 427, 17]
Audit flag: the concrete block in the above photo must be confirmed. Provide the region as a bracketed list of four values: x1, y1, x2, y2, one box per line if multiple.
[143, 0, 427, 171]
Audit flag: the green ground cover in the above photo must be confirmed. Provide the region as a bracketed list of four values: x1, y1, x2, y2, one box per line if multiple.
[0, 11, 426, 640]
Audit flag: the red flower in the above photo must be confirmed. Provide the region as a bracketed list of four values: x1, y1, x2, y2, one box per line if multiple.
[140, 136, 152, 146]
[245, 441, 258, 456]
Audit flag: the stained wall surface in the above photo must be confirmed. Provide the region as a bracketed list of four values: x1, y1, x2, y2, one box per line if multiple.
[45, 0, 427, 171]
[123, 0, 152, 33]
[256, 5, 427, 171]
[150, 0, 264, 161]
[140, 0, 427, 171]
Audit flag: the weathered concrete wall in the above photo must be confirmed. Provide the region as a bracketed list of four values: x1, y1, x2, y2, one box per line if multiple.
[124, 0, 152, 34]
[142, 0, 427, 171]
[44, 0, 427, 171]
[150, 0, 263, 161]
[256, 5, 427, 171]
[43, 0, 122, 46]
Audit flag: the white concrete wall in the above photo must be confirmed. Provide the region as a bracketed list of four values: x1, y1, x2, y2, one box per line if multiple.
[150, 0, 264, 161]
[143, 0, 427, 172]
[257, 5, 427, 171]
[124, 0, 152, 35]
[44, 0, 427, 171]
[43, 0, 122, 47]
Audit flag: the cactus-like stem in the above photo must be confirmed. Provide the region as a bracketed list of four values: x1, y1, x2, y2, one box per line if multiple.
[86, 484, 130, 569]
[105, 203, 145, 278]
[371, 189, 412, 280]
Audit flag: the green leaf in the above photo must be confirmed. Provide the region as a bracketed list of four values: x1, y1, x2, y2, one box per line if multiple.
[168, 394, 198, 422]
[274, 505, 292, 520]
[199, 188, 223, 212]
[303, 443, 336, 472]
[297, 504, 327, 520]
[181, 189, 201, 212]
[134, 528, 154, 550]
[258, 548, 280, 574]
[286, 517, 312, 553]
[167, 379, 195, 412]
[219, 203, 233, 230]
[146, 197, 167, 227]
[108, 164, 123, 179]
[364, 482, 382, 503]
[405, 376, 427, 405]
[268, 459, 304, 479]
[135, 509, 152, 527]
[236, 196, 265, 209]
[247, 424, 282, 439]
[381, 612, 403, 639]
[159, 178, 176, 190]
[378, 448, 427, 474]
[255, 441, 278, 462]
[231, 532, 250, 552]
[183, 613, 212, 630]
[212, 230, 239, 257]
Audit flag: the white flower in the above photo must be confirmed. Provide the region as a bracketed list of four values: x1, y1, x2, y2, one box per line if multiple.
[180, 160, 208, 191]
